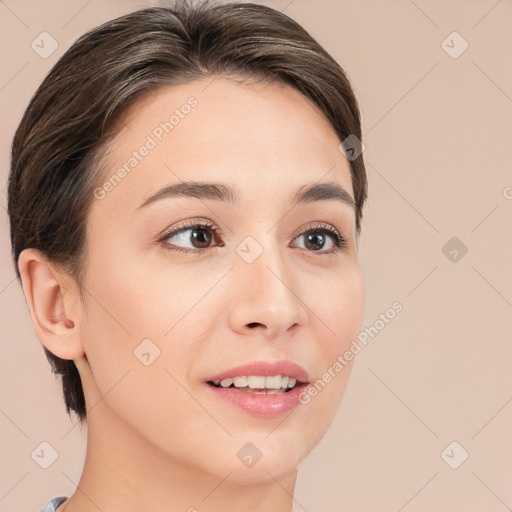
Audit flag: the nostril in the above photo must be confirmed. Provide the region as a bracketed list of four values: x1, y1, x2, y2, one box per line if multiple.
[247, 322, 262, 328]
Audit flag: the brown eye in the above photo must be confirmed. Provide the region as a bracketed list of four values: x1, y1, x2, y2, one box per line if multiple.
[173, 226, 213, 249]
[290, 222, 347, 255]
[299, 231, 331, 251]
[160, 220, 222, 254]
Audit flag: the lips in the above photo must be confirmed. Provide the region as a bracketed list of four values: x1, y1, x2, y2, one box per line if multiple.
[204, 360, 310, 419]
[204, 360, 310, 384]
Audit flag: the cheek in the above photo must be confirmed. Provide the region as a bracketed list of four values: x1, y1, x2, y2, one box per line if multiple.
[306, 265, 364, 410]
[317, 263, 365, 356]
[82, 245, 215, 342]
[78, 255, 214, 458]
[78, 249, 219, 405]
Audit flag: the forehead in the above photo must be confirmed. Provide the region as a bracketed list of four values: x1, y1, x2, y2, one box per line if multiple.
[94, 75, 353, 213]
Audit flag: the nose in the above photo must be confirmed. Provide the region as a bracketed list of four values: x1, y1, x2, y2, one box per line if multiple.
[227, 241, 308, 339]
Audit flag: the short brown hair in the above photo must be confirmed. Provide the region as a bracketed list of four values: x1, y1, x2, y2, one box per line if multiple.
[8, 0, 368, 424]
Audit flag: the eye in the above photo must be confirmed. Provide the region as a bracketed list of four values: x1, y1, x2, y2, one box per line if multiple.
[289, 221, 347, 255]
[159, 219, 223, 254]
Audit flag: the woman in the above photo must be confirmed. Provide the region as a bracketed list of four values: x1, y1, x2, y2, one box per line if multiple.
[8, 0, 368, 510]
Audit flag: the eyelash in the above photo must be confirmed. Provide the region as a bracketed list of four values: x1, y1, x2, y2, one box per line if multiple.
[158, 218, 348, 256]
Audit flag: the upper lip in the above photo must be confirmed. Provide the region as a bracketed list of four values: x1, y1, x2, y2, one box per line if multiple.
[205, 360, 310, 383]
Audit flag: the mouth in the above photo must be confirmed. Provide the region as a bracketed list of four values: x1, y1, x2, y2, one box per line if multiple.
[203, 360, 311, 417]
[206, 375, 309, 394]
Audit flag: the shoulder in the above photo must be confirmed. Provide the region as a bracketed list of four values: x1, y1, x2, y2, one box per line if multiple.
[39, 496, 68, 512]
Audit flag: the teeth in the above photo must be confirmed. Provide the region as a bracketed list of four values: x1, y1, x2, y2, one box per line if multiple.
[219, 378, 233, 388]
[265, 376, 282, 389]
[248, 376, 266, 388]
[211, 375, 299, 390]
[233, 376, 248, 387]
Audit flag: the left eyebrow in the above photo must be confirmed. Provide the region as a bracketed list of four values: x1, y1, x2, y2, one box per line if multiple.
[292, 181, 355, 209]
[136, 180, 355, 211]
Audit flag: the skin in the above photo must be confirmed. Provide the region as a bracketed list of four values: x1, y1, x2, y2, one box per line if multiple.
[19, 76, 365, 512]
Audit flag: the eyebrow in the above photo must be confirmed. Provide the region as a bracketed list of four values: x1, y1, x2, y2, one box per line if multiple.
[136, 180, 355, 210]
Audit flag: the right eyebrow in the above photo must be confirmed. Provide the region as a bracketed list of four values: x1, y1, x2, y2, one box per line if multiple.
[137, 181, 240, 210]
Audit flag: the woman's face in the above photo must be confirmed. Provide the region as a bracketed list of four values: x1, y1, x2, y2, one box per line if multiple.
[78, 76, 365, 483]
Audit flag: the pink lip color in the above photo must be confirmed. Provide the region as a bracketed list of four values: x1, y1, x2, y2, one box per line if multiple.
[204, 360, 310, 418]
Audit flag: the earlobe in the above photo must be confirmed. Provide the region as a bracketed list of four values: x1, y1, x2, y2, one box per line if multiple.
[17, 248, 84, 360]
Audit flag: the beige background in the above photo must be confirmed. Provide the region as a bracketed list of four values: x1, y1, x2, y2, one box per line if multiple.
[1, 1, 511, 511]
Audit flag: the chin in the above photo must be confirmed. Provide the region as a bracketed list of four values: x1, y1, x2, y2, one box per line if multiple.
[216, 458, 301, 486]
[201, 432, 315, 485]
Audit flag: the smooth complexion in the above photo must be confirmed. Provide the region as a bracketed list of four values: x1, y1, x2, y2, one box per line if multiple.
[19, 76, 365, 512]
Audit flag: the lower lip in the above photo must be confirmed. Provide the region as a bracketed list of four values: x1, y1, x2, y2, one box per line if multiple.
[204, 383, 307, 418]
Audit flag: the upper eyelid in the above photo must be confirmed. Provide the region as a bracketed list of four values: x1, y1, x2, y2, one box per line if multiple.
[289, 220, 341, 238]
[158, 218, 219, 239]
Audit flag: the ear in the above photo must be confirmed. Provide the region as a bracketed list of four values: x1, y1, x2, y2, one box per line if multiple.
[17, 248, 85, 360]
